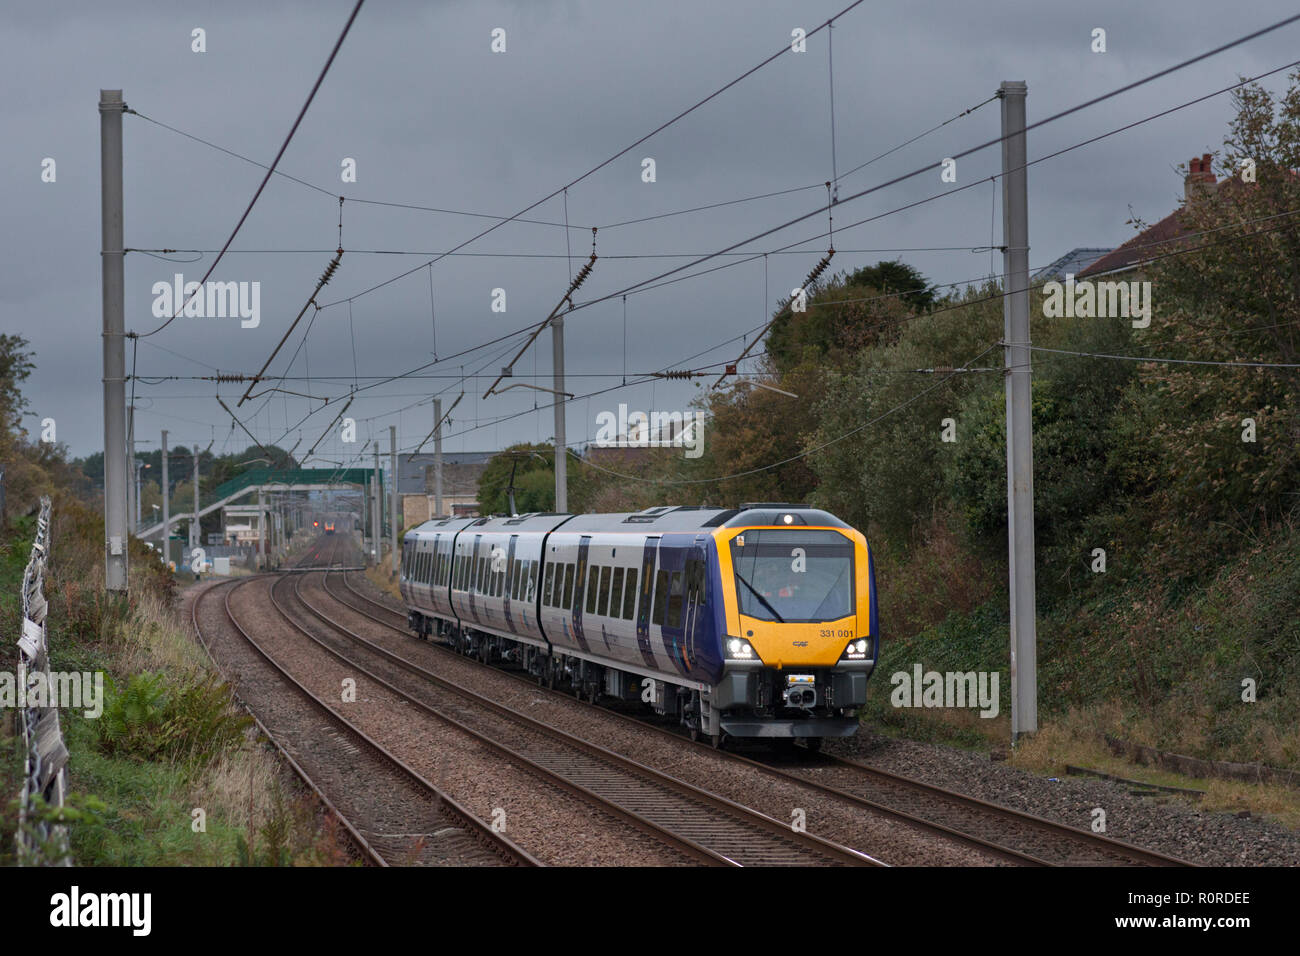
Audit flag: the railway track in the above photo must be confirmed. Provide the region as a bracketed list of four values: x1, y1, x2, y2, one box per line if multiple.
[271, 566, 878, 867]
[325, 561, 1196, 867]
[191, 575, 539, 867]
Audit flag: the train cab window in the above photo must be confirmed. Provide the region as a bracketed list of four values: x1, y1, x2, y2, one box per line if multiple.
[608, 568, 624, 618]
[622, 569, 638, 620]
[729, 528, 854, 622]
[652, 569, 669, 625]
[586, 566, 600, 614]
[543, 564, 556, 605]
[666, 571, 685, 628]
[562, 564, 575, 610]
[597, 566, 612, 616]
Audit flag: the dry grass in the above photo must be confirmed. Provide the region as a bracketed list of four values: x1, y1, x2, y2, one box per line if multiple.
[86, 576, 349, 863]
[1010, 709, 1300, 831]
[362, 539, 403, 601]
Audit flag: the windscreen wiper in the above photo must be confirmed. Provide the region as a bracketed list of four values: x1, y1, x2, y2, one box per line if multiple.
[734, 571, 784, 622]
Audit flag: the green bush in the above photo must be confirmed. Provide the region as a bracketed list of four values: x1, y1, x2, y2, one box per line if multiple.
[97, 672, 250, 764]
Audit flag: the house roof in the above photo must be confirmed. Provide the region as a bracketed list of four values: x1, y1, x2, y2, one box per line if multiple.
[1078, 152, 1224, 279]
[1032, 247, 1113, 283]
[1077, 207, 1197, 278]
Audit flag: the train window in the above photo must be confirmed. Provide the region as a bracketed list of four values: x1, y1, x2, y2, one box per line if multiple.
[525, 563, 536, 602]
[475, 557, 485, 593]
[543, 563, 556, 605]
[622, 569, 638, 619]
[597, 566, 612, 616]
[666, 571, 685, 627]
[562, 564, 575, 610]
[513, 561, 523, 600]
[609, 568, 624, 618]
[586, 566, 600, 614]
[729, 528, 854, 622]
[652, 569, 669, 625]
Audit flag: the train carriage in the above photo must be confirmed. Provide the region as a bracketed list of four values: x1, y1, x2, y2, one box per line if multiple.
[401, 503, 878, 747]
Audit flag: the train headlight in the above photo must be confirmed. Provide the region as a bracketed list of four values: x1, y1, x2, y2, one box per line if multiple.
[726, 638, 756, 660]
[842, 638, 870, 661]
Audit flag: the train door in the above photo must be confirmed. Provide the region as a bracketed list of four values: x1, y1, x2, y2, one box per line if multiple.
[572, 535, 592, 653]
[683, 541, 707, 667]
[503, 534, 519, 631]
[635, 537, 659, 668]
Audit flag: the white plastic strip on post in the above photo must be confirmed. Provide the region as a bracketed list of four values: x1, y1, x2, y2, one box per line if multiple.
[14, 496, 71, 865]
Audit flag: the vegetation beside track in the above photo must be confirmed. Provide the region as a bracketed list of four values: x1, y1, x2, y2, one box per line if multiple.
[1, 337, 349, 865]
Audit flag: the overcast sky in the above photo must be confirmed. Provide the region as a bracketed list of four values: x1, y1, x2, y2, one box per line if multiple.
[5, 0, 1299, 464]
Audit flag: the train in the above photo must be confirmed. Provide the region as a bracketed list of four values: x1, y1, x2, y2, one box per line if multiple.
[399, 503, 878, 748]
[325, 521, 335, 535]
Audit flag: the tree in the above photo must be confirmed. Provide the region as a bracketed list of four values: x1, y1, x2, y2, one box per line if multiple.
[478, 444, 568, 515]
[1111, 71, 1300, 577]
[806, 282, 1004, 545]
[0, 333, 34, 434]
[847, 259, 936, 310]
[765, 267, 919, 375]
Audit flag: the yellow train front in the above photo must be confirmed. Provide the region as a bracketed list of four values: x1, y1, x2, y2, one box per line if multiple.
[704, 505, 878, 747]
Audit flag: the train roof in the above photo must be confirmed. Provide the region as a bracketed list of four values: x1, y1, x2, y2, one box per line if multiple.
[405, 505, 851, 539]
[548, 505, 851, 534]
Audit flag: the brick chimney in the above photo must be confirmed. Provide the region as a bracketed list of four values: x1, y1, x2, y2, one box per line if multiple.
[1185, 152, 1216, 203]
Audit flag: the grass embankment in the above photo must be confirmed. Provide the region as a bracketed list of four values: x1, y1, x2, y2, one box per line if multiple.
[1, 495, 349, 865]
[861, 515, 1300, 826]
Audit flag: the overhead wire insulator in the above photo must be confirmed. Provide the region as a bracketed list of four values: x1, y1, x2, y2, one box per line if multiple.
[803, 248, 836, 289]
[318, 247, 343, 286]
